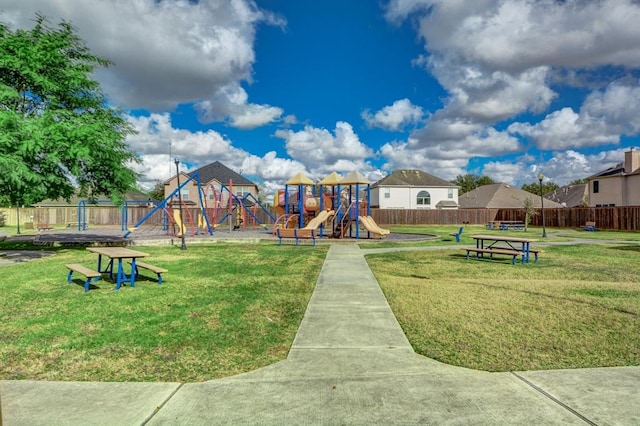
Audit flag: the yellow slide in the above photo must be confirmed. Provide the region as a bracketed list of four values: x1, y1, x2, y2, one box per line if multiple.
[304, 210, 335, 230]
[359, 216, 390, 238]
[173, 209, 187, 237]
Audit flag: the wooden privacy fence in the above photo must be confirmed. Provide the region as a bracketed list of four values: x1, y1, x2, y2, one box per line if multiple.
[0, 206, 277, 229]
[3, 206, 640, 231]
[497, 206, 640, 231]
[371, 209, 500, 225]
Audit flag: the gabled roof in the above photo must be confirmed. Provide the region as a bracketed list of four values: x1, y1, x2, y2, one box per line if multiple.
[459, 183, 564, 209]
[588, 162, 625, 179]
[372, 169, 457, 188]
[545, 184, 588, 207]
[189, 161, 256, 187]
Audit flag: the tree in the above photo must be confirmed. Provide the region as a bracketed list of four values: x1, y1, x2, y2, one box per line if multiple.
[148, 181, 166, 201]
[0, 15, 139, 229]
[521, 197, 538, 232]
[452, 174, 495, 195]
[569, 178, 588, 185]
[521, 181, 559, 196]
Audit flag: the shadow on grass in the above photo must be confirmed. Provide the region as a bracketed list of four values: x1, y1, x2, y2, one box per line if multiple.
[609, 245, 640, 253]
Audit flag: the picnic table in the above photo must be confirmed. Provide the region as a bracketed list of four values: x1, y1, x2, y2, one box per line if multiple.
[486, 221, 525, 231]
[464, 235, 538, 265]
[86, 247, 149, 290]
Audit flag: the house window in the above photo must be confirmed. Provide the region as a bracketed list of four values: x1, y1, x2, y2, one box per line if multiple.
[384, 189, 390, 199]
[236, 187, 251, 198]
[180, 188, 189, 201]
[417, 190, 431, 205]
[448, 188, 453, 199]
[593, 180, 599, 193]
[206, 187, 217, 200]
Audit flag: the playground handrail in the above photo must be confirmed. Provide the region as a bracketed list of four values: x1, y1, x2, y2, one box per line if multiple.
[124, 172, 212, 238]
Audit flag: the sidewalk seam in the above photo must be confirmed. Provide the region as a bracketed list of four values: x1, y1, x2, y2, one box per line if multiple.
[140, 383, 184, 425]
[511, 372, 597, 425]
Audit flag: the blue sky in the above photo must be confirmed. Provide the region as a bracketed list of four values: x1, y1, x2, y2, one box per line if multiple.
[4, 0, 640, 195]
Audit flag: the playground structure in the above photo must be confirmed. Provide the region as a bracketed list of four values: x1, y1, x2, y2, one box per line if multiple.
[122, 171, 275, 239]
[123, 172, 213, 238]
[272, 170, 390, 240]
[202, 181, 275, 232]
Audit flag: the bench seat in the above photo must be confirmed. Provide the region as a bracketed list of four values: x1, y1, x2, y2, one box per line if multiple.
[449, 227, 464, 242]
[37, 223, 53, 231]
[277, 228, 316, 246]
[65, 263, 101, 292]
[463, 248, 539, 264]
[129, 261, 167, 284]
[581, 221, 596, 232]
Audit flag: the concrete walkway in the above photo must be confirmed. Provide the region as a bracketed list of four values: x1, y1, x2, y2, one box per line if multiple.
[2, 244, 639, 424]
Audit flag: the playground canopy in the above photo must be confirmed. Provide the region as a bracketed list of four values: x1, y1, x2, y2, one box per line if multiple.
[286, 172, 314, 186]
[319, 171, 343, 186]
[340, 170, 370, 185]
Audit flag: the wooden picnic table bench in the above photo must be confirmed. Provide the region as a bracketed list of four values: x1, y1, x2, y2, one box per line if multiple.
[277, 228, 316, 246]
[581, 221, 596, 231]
[466, 235, 538, 265]
[129, 260, 167, 284]
[65, 263, 102, 292]
[486, 221, 525, 231]
[463, 247, 540, 264]
[86, 247, 149, 290]
[37, 223, 53, 231]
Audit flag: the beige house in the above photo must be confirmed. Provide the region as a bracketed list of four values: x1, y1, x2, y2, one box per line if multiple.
[164, 161, 259, 207]
[587, 149, 640, 207]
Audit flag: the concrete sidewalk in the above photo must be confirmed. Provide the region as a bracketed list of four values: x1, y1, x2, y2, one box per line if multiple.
[2, 244, 639, 425]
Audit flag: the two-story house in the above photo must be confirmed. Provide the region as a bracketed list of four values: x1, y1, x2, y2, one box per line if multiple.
[587, 149, 640, 207]
[164, 161, 259, 207]
[370, 169, 459, 210]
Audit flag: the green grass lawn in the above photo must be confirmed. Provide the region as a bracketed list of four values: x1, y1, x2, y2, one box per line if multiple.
[367, 240, 640, 372]
[2, 224, 640, 380]
[0, 242, 327, 382]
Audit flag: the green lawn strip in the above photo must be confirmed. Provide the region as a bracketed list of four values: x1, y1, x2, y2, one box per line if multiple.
[367, 244, 640, 372]
[0, 243, 327, 382]
[359, 225, 573, 249]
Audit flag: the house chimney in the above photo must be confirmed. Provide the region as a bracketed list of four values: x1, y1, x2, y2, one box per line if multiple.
[624, 148, 640, 173]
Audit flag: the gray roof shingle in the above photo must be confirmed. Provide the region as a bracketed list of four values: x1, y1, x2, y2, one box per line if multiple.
[545, 184, 588, 207]
[459, 183, 564, 209]
[373, 169, 457, 188]
[189, 161, 256, 187]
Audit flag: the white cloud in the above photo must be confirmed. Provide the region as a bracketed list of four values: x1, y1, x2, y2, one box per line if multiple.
[385, 0, 640, 171]
[480, 161, 527, 185]
[127, 114, 382, 194]
[535, 149, 627, 186]
[394, 121, 521, 162]
[362, 98, 424, 131]
[509, 79, 640, 150]
[379, 140, 468, 181]
[3, 0, 285, 128]
[276, 122, 374, 174]
[476, 149, 628, 188]
[195, 84, 283, 129]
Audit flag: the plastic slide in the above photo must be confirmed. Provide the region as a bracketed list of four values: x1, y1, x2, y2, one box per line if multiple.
[304, 210, 335, 230]
[172, 209, 187, 237]
[359, 216, 390, 238]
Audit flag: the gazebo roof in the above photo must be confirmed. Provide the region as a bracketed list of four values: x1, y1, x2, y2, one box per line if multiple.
[341, 170, 370, 185]
[286, 172, 314, 186]
[319, 172, 342, 186]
